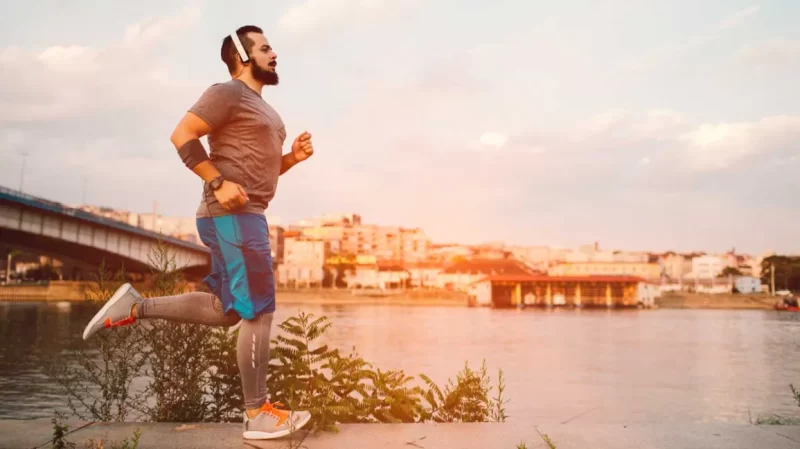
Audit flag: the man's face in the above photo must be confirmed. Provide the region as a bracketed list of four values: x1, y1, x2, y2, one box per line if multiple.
[247, 33, 278, 85]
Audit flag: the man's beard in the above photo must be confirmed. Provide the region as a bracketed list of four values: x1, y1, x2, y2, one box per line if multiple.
[252, 63, 279, 85]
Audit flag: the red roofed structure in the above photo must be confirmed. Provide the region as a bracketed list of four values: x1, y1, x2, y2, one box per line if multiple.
[468, 274, 657, 309]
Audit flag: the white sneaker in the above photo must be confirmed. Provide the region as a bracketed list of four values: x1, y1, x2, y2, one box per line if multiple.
[82, 283, 142, 340]
[243, 402, 312, 440]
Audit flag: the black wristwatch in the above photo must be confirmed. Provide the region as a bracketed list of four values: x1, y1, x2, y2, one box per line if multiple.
[208, 176, 225, 191]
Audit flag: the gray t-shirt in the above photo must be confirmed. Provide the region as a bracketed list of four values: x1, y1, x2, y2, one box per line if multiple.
[188, 79, 286, 218]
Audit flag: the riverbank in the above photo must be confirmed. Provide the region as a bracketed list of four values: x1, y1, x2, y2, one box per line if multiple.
[2, 419, 799, 449]
[277, 288, 467, 307]
[0, 281, 468, 306]
[656, 292, 779, 310]
[1, 282, 788, 311]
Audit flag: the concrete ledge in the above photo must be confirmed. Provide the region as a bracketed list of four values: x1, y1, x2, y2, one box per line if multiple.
[2, 419, 799, 449]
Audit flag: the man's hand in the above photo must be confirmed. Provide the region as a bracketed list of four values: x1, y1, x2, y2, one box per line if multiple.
[291, 131, 314, 162]
[214, 181, 249, 210]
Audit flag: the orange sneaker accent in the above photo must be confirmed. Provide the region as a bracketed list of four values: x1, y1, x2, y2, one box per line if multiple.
[103, 315, 136, 329]
[259, 402, 290, 427]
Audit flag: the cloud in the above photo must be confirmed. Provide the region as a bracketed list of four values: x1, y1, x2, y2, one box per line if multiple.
[739, 38, 800, 67]
[572, 109, 686, 146]
[317, 101, 800, 250]
[479, 132, 508, 149]
[319, 49, 800, 247]
[0, 4, 206, 212]
[717, 6, 760, 30]
[0, 4, 204, 124]
[621, 5, 760, 73]
[679, 116, 800, 171]
[277, 0, 420, 36]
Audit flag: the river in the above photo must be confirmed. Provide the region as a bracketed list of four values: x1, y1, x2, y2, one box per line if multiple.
[1, 300, 799, 424]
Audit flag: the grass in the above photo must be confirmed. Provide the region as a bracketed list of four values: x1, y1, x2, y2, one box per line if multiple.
[517, 430, 557, 449]
[754, 384, 800, 425]
[50, 412, 141, 449]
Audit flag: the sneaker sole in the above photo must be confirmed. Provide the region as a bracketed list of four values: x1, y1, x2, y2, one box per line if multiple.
[242, 413, 312, 440]
[82, 283, 133, 340]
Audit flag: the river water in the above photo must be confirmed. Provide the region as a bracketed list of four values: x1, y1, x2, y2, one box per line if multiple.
[1, 300, 799, 424]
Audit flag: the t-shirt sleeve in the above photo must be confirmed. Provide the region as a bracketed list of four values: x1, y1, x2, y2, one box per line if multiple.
[188, 82, 241, 130]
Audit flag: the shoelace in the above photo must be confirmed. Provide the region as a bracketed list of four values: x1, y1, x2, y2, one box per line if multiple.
[259, 401, 288, 416]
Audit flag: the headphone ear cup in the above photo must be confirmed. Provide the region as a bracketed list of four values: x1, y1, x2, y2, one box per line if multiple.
[231, 31, 250, 64]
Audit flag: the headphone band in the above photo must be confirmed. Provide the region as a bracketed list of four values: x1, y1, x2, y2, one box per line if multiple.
[231, 31, 249, 63]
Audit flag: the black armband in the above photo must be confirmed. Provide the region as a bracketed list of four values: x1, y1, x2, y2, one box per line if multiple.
[177, 138, 210, 169]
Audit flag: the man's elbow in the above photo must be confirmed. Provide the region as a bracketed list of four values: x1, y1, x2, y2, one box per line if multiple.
[170, 128, 190, 150]
[171, 112, 210, 149]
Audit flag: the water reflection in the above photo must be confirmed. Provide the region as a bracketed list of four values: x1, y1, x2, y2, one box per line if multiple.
[1, 301, 798, 424]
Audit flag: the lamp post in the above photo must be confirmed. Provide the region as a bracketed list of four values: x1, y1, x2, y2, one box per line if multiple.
[19, 151, 29, 193]
[6, 250, 20, 284]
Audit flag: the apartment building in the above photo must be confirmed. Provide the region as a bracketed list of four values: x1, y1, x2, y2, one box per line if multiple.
[565, 242, 651, 264]
[404, 261, 445, 288]
[277, 231, 327, 287]
[268, 225, 285, 264]
[507, 245, 570, 272]
[659, 252, 695, 282]
[548, 261, 662, 281]
[428, 244, 472, 263]
[691, 255, 725, 280]
[296, 215, 431, 262]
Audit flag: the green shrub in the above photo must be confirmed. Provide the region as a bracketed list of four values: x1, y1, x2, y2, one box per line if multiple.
[266, 312, 508, 431]
[754, 383, 800, 425]
[50, 243, 508, 431]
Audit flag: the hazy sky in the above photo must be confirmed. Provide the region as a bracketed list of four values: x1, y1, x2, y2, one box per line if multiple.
[1, 0, 799, 255]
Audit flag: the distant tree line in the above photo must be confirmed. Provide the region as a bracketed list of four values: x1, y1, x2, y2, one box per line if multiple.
[760, 255, 800, 293]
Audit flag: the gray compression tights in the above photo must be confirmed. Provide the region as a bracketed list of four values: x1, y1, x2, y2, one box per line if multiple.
[138, 292, 273, 410]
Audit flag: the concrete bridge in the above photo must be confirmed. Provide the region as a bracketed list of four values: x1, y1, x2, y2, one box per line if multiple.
[0, 186, 210, 279]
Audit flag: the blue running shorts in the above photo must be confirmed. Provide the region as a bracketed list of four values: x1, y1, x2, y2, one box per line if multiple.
[196, 213, 275, 320]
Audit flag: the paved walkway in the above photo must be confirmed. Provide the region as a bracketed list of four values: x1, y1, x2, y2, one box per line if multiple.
[2, 419, 799, 449]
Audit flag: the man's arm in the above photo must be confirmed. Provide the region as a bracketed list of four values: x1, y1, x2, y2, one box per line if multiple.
[170, 112, 222, 182]
[280, 131, 314, 176]
[280, 152, 299, 176]
[170, 111, 248, 209]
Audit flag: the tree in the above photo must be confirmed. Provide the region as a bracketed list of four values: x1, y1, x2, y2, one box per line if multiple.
[717, 266, 743, 278]
[335, 265, 351, 288]
[322, 266, 334, 288]
[761, 255, 800, 293]
[26, 263, 61, 281]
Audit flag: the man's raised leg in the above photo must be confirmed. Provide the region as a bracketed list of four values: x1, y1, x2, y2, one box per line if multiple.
[82, 283, 239, 340]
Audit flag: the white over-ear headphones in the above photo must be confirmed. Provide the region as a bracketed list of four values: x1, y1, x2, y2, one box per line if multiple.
[231, 31, 249, 63]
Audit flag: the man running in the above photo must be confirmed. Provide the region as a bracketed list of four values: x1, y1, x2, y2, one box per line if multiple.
[81, 25, 313, 440]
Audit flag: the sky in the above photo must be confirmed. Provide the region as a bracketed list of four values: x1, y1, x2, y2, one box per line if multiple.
[1, 0, 799, 255]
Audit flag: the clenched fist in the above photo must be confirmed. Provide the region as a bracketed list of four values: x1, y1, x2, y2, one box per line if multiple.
[291, 131, 314, 162]
[214, 181, 249, 210]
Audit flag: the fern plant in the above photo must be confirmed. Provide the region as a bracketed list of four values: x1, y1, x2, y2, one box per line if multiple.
[266, 312, 508, 431]
[51, 245, 510, 431]
[421, 360, 496, 423]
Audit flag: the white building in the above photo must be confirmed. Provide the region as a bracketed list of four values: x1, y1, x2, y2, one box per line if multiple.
[659, 252, 696, 283]
[405, 262, 444, 288]
[278, 232, 326, 287]
[437, 258, 535, 292]
[346, 263, 379, 288]
[691, 255, 725, 280]
[735, 276, 762, 294]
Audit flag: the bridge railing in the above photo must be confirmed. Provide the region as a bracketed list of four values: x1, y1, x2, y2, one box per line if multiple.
[0, 185, 209, 253]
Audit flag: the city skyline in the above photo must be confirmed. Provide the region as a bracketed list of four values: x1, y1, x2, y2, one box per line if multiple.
[68, 197, 778, 259]
[2, 1, 799, 255]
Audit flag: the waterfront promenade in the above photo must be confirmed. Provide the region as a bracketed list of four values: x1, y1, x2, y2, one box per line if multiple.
[2, 420, 799, 448]
[0, 280, 783, 310]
